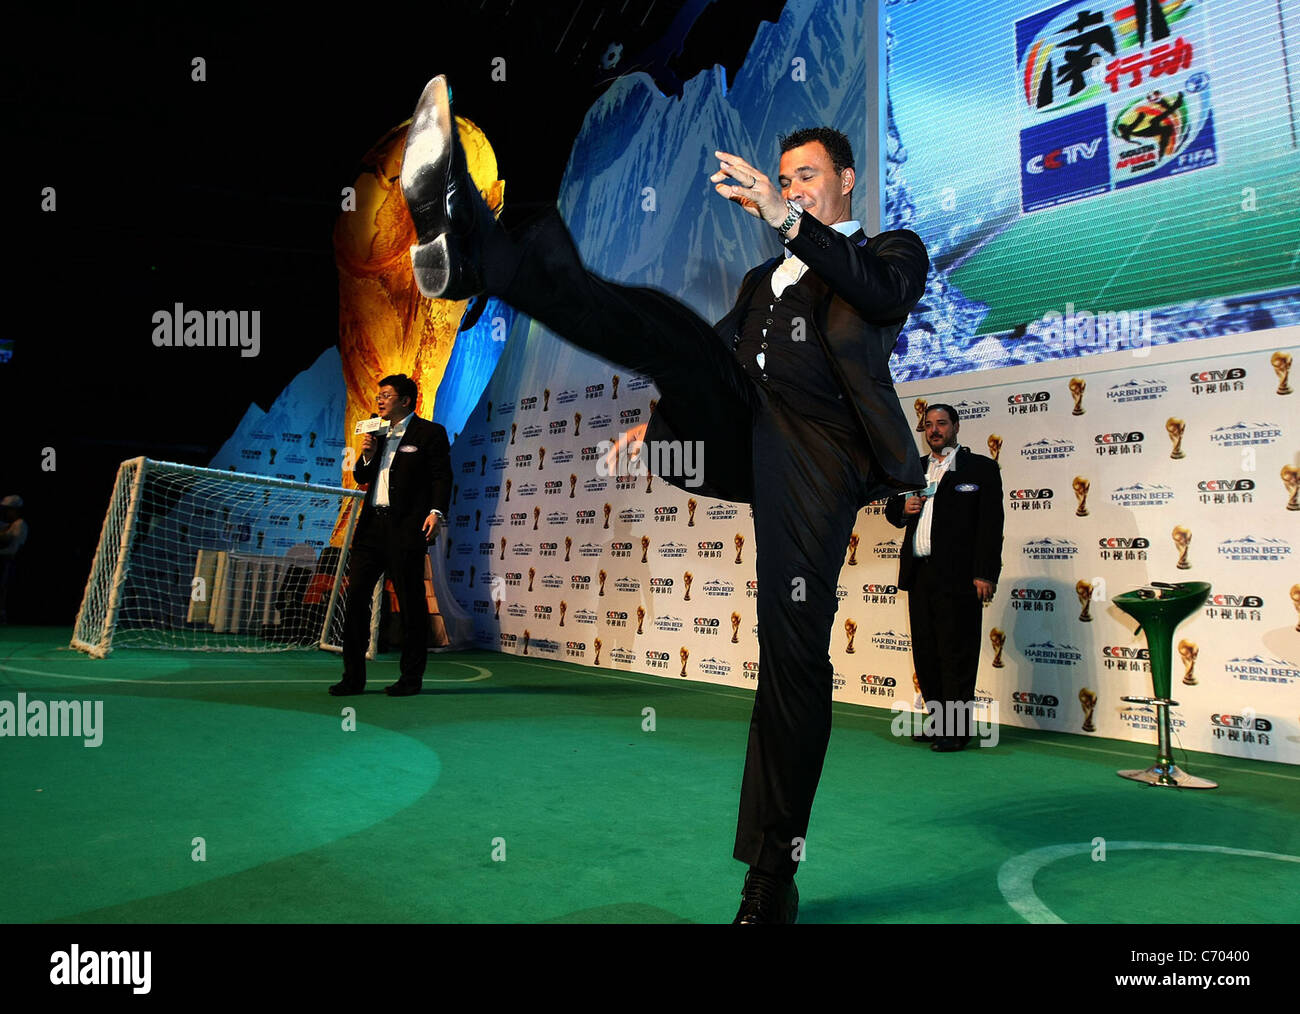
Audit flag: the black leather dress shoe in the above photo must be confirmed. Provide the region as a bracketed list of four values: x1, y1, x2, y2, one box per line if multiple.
[385, 681, 422, 697]
[931, 736, 969, 752]
[733, 869, 799, 924]
[328, 680, 364, 696]
[400, 75, 494, 303]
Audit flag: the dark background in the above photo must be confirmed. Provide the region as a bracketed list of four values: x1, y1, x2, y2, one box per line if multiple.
[3, 0, 786, 625]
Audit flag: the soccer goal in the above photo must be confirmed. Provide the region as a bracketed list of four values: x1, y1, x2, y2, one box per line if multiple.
[71, 457, 379, 658]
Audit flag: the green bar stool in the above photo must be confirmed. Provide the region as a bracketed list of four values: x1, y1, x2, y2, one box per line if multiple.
[1112, 581, 1217, 789]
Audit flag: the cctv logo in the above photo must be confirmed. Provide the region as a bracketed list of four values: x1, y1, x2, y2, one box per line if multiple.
[1025, 138, 1103, 174]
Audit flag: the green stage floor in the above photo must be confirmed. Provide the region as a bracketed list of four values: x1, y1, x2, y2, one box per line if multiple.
[2, 627, 1297, 924]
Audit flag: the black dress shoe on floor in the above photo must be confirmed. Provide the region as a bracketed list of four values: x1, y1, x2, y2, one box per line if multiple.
[328, 680, 364, 696]
[385, 681, 422, 697]
[400, 74, 494, 302]
[733, 869, 799, 924]
[931, 736, 969, 752]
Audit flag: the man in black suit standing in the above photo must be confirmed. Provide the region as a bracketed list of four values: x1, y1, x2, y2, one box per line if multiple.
[399, 76, 929, 921]
[330, 373, 453, 698]
[885, 404, 1003, 751]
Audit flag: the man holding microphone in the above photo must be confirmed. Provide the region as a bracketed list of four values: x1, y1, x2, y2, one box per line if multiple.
[330, 373, 453, 697]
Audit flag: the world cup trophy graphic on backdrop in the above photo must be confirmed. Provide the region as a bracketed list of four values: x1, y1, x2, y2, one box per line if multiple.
[569, 474, 577, 498]
[612, 374, 620, 400]
[1178, 639, 1199, 686]
[500, 536, 507, 561]
[528, 567, 535, 592]
[731, 612, 741, 643]
[1076, 579, 1094, 622]
[593, 637, 602, 665]
[687, 498, 698, 526]
[1166, 417, 1186, 459]
[912, 672, 924, 710]
[990, 628, 1006, 668]
[847, 532, 860, 565]
[573, 411, 581, 436]
[538, 447, 546, 470]
[640, 535, 650, 563]
[510, 422, 517, 445]
[1290, 583, 1300, 632]
[844, 619, 857, 654]
[522, 629, 531, 655]
[987, 434, 1002, 464]
[1172, 525, 1192, 569]
[734, 534, 744, 564]
[505, 478, 512, 502]
[1069, 376, 1086, 415]
[564, 536, 572, 562]
[679, 647, 689, 677]
[914, 398, 928, 431]
[1079, 688, 1097, 732]
[1272, 351, 1293, 395]
[637, 605, 645, 635]
[543, 388, 551, 411]
[1073, 476, 1090, 517]
[559, 600, 567, 627]
[603, 503, 612, 529]
[533, 506, 540, 530]
[1282, 464, 1300, 511]
[683, 571, 693, 601]
[598, 569, 607, 596]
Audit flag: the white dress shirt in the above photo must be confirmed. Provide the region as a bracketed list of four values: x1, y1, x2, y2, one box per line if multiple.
[370, 412, 413, 508]
[913, 443, 959, 558]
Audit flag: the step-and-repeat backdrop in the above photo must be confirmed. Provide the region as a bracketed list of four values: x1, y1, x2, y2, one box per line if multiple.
[445, 329, 1298, 765]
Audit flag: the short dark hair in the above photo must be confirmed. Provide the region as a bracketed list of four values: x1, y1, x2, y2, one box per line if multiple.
[779, 127, 855, 175]
[925, 403, 959, 425]
[379, 373, 419, 410]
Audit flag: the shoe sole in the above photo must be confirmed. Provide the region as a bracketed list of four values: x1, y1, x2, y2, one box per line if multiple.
[402, 76, 455, 298]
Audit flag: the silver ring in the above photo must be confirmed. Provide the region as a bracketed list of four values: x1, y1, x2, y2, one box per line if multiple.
[745, 176, 757, 188]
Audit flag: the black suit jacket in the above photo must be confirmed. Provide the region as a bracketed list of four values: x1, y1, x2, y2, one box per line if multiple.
[353, 415, 453, 544]
[645, 214, 929, 504]
[884, 446, 1004, 593]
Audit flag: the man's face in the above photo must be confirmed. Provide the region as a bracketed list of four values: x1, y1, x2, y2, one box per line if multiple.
[778, 141, 854, 226]
[923, 409, 959, 453]
[375, 385, 410, 421]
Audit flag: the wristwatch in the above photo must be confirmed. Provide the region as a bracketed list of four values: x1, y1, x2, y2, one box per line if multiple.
[776, 199, 803, 239]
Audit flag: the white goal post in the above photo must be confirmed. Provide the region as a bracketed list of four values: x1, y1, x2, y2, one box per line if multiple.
[71, 457, 380, 658]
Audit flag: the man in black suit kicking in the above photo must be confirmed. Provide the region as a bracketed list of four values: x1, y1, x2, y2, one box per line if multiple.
[400, 76, 929, 921]
[885, 403, 1003, 751]
[330, 373, 453, 698]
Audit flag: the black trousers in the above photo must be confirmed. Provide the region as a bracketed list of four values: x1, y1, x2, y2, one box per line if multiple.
[905, 556, 983, 737]
[342, 509, 430, 686]
[485, 210, 875, 879]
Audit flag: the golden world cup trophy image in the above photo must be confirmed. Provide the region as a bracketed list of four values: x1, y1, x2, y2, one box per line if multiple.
[538, 446, 546, 470]
[1068, 376, 1086, 415]
[598, 569, 607, 596]
[1178, 638, 1199, 686]
[523, 629, 531, 655]
[1290, 583, 1300, 632]
[637, 605, 645, 635]
[649, 397, 659, 414]
[1072, 476, 1090, 517]
[1079, 688, 1098, 732]
[687, 498, 698, 527]
[603, 502, 612, 529]
[645, 468, 654, 494]
[510, 422, 517, 445]
[559, 600, 567, 627]
[568, 473, 578, 498]
[564, 536, 573, 561]
[1282, 464, 1300, 511]
[641, 535, 650, 563]
[914, 398, 928, 432]
[505, 478, 512, 502]
[1166, 417, 1186, 459]
[987, 434, 1002, 464]
[533, 506, 541, 530]
[1172, 525, 1192, 570]
[573, 411, 582, 436]
[844, 618, 858, 654]
[494, 596, 502, 620]
[1076, 579, 1094, 621]
[683, 571, 693, 601]
[612, 374, 620, 400]
[847, 532, 860, 566]
[990, 628, 1006, 668]
[543, 388, 551, 411]
[528, 567, 535, 592]
[593, 637, 602, 665]
[499, 536, 507, 561]
[1272, 351, 1293, 395]
[731, 612, 741, 643]
[734, 533, 745, 564]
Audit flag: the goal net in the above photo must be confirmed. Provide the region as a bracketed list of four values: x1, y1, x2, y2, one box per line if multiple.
[71, 457, 377, 657]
